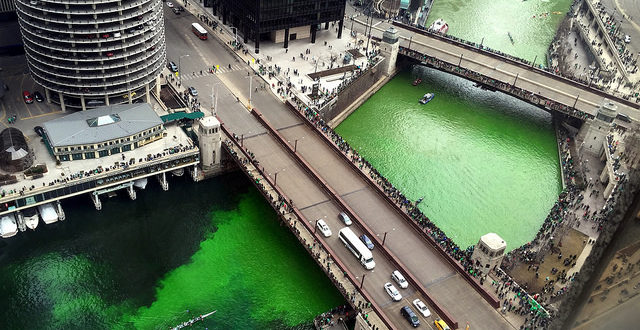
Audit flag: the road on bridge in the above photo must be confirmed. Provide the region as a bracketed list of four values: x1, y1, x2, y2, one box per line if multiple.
[164, 6, 514, 329]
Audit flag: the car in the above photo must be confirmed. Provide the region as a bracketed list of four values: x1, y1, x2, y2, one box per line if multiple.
[624, 35, 631, 43]
[167, 61, 178, 72]
[29, 0, 38, 5]
[384, 282, 402, 302]
[102, 33, 110, 38]
[86, 99, 105, 107]
[412, 299, 431, 318]
[106, 52, 114, 57]
[34, 126, 44, 137]
[339, 212, 352, 225]
[113, 32, 121, 38]
[178, 6, 184, 11]
[23, 91, 33, 104]
[392, 270, 409, 289]
[126, 28, 137, 34]
[33, 91, 44, 102]
[434, 319, 451, 330]
[188, 86, 198, 96]
[316, 219, 332, 237]
[166, 2, 173, 7]
[360, 234, 374, 250]
[173, 7, 180, 14]
[400, 306, 420, 327]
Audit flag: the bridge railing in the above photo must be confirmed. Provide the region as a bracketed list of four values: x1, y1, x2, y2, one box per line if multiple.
[392, 21, 639, 109]
[219, 122, 396, 330]
[250, 108, 459, 329]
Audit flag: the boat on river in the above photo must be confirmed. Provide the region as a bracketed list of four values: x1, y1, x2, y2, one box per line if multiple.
[22, 207, 39, 230]
[429, 18, 449, 34]
[0, 213, 18, 238]
[134, 178, 148, 189]
[171, 168, 185, 177]
[420, 93, 435, 104]
[38, 203, 58, 225]
[412, 78, 422, 86]
[170, 310, 216, 330]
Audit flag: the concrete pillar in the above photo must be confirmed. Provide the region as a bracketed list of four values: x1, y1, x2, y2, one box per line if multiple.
[154, 76, 161, 96]
[127, 185, 137, 200]
[604, 181, 615, 199]
[80, 95, 86, 111]
[337, 19, 343, 39]
[158, 172, 169, 191]
[91, 193, 102, 210]
[324, 22, 329, 30]
[284, 28, 289, 49]
[146, 84, 151, 103]
[56, 200, 65, 221]
[311, 24, 317, 43]
[59, 93, 66, 112]
[128, 91, 133, 104]
[105, 95, 110, 105]
[45, 88, 52, 104]
[600, 166, 609, 183]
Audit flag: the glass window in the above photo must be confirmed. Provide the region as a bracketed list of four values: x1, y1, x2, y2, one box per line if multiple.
[111, 147, 120, 155]
[85, 152, 96, 159]
[98, 150, 109, 157]
[72, 153, 83, 160]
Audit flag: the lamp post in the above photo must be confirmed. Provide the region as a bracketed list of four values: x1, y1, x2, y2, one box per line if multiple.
[247, 76, 252, 108]
[179, 54, 190, 87]
[408, 34, 413, 50]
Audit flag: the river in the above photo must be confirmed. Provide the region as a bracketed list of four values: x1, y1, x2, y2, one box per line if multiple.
[0, 173, 344, 329]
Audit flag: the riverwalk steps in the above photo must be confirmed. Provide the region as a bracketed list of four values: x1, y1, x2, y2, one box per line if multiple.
[219, 125, 391, 330]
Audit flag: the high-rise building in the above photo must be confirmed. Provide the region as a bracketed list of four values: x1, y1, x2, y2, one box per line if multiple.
[211, 0, 345, 53]
[14, 0, 166, 111]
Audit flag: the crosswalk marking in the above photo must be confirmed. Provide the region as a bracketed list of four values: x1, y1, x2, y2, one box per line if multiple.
[180, 64, 244, 81]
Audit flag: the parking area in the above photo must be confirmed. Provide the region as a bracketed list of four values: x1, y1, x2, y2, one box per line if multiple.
[0, 55, 67, 140]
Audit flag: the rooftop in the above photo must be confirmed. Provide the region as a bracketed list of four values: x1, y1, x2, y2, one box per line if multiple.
[43, 103, 163, 147]
[480, 233, 507, 250]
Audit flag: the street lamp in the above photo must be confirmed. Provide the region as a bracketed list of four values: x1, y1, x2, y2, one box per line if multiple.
[179, 54, 190, 87]
[247, 75, 253, 108]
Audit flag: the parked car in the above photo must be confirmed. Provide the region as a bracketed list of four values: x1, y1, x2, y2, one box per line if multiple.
[400, 306, 420, 328]
[167, 61, 178, 72]
[23, 90, 33, 104]
[412, 299, 431, 318]
[434, 319, 450, 330]
[166, 1, 173, 7]
[624, 35, 631, 43]
[105, 52, 114, 57]
[360, 234, 374, 250]
[33, 91, 44, 102]
[338, 212, 352, 225]
[188, 86, 198, 96]
[384, 282, 402, 302]
[178, 6, 184, 11]
[392, 270, 408, 289]
[34, 126, 44, 137]
[114, 32, 121, 38]
[173, 8, 180, 14]
[316, 219, 332, 237]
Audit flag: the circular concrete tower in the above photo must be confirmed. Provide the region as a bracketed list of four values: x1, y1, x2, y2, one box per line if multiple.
[15, 0, 166, 110]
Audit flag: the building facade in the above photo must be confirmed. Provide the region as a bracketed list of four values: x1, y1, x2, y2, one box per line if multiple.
[14, 0, 166, 110]
[43, 104, 164, 162]
[211, 0, 345, 52]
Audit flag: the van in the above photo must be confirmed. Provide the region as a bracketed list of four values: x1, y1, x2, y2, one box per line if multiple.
[400, 306, 420, 327]
[338, 212, 352, 226]
[434, 319, 450, 330]
[392, 270, 408, 289]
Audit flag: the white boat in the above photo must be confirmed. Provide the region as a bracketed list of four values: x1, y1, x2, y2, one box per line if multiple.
[23, 207, 39, 230]
[170, 310, 217, 330]
[420, 93, 435, 104]
[0, 214, 18, 238]
[38, 203, 58, 225]
[429, 18, 449, 34]
[134, 178, 148, 189]
[171, 168, 185, 177]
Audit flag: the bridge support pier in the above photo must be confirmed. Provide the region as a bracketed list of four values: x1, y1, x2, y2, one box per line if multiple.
[91, 193, 102, 211]
[190, 165, 199, 182]
[158, 172, 169, 191]
[127, 185, 137, 200]
[56, 201, 66, 221]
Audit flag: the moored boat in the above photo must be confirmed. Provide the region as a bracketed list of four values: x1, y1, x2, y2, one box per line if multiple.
[0, 213, 18, 238]
[171, 168, 185, 177]
[429, 18, 449, 34]
[412, 78, 422, 86]
[419, 93, 435, 104]
[38, 203, 58, 225]
[170, 310, 217, 330]
[23, 207, 39, 230]
[134, 178, 148, 189]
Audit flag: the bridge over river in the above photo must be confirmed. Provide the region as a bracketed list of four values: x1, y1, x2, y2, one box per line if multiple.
[350, 19, 639, 123]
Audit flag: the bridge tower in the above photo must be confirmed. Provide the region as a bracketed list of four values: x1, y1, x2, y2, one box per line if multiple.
[578, 98, 617, 156]
[471, 233, 506, 276]
[380, 27, 400, 75]
[196, 116, 222, 170]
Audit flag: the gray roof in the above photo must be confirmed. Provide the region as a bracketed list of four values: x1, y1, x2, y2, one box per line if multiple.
[43, 103, 163, 147]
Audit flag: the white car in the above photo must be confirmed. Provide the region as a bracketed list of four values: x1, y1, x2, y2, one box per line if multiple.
[624, 35, 631, 43]
[392, 270, 409, 289]
[316, 219, 332, 237]
[412, 299, 431, 318]
[384, 282, 402, 302]
[166, 2, 174, 8]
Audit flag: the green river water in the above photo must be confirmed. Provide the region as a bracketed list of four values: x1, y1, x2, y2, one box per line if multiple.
[0, 1, 570, 328]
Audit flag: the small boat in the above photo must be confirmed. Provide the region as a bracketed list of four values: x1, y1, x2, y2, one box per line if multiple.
[171, 168, 185, 177]
[412, 78, 422, 86]
[170, 310, 217, 330]
[38, 203, 58, 225]
[508, 32, 514, 45]
[420, 93, 435, 104]
[0, 214, 18, 238]
[134, 178, 148, 189]
[429, 18, 449, 34]
[23, 207, 39, 230]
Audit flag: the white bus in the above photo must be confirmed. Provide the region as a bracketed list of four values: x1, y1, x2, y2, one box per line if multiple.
[338, 227, 375, 269]
[191, 22, 208, 40]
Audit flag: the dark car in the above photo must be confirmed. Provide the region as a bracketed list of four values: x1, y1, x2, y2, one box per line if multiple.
[178, 6, 184, 11]
[360, 234, 374, 250]
[188, 86, 198, 96]
[167, 61, 178, 72]
[400, 306, 420, 328]
[34, 126, 44, 137]
[33, 91, 44, 102]
[173, 7, 180, 14]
